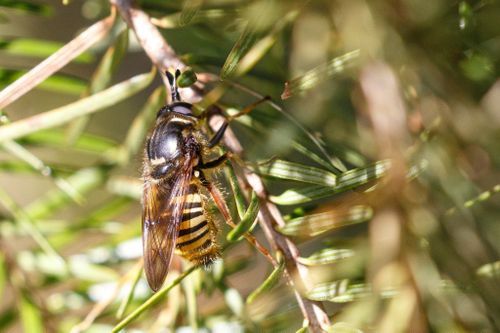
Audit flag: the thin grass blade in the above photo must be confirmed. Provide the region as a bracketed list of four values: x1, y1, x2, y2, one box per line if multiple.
[111, 265, 198, 333]
[281, 50, 360, 100]
[0, 37, 92, 62]
[66, 27, 129, 143]
[271, 160, 391, 205]
[257, 159, 338, 187]
[0, 70, 155, 142]
[306, 280, 370, 303]
[298, 248, 356, 266]
[279, 206, 373, 237]
[246, 258, 285, 304]
[227, 191, 259, 242]
[0, 14, 115, 109]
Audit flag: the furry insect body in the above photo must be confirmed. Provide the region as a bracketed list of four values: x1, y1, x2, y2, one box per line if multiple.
[142, 70, 225, 292]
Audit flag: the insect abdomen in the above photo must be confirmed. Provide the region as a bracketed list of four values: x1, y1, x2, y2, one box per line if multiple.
[176, 184, 220, 265]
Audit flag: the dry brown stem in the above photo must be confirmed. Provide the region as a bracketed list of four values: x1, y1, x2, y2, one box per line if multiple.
[0, 14, 115, 110]
[110, 0, 330, 331]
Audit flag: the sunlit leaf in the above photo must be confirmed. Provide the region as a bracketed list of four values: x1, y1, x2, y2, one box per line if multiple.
[0, 69, 87, 95]
[281, 50, 360, 100]
[0, 1, 51, 15]
[66, 28, 128, 142]
[227, 191, 259, 242]
[179, 0, 203, 26]
[22, 129, 117, 154]
[246, 259, 285, 304]
[279, 206, 372, 237]
[111, 265, 199, 333]
[271, 160, 391, 205]
[19, 295, 43, 333]
[115, 86, 164, 164]
[226, 162, 247, 219]
[325, 322, 363, 333]
[220, 1, 279, 78]
[0, 70, 155, 142]
[298, 248, 356, 265]
[257, 159, 338, 186]
[0, 37, 92, 62]
[306, 280, 370, 303]
[477, 261, 500, 278]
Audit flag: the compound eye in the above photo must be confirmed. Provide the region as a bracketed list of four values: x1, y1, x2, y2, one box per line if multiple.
[171, 104, 192, 115]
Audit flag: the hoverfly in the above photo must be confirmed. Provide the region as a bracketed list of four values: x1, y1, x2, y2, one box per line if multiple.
[142, 70, 231, 291]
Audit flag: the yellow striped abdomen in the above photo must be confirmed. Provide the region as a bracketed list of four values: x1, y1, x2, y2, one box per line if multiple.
[176, 184, 220, 265]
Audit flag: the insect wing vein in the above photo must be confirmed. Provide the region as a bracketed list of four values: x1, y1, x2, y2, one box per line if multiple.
[142, 158, 194, 291]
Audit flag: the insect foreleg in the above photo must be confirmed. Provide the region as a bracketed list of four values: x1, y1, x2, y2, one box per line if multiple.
[205, 96, 271, 148]
[198, 153, 229, 169]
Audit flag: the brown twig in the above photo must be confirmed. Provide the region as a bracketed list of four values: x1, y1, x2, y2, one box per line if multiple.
[209, 115, 331, 332]
[0, 14, 115, 110]
[110, 0, 330, 331]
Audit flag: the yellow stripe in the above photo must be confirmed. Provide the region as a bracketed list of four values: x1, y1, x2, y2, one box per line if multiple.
[174, 193, 201, 204]
[177, 220, 208, 243]
[182, 207, 203, 214]
[179, 215, 205, 229]
[178, 233, 210, 252]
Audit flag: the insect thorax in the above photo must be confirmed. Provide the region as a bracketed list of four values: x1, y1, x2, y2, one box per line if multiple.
[146, 112, 200, 179]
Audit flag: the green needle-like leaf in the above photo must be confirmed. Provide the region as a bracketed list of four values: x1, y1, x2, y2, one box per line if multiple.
[227, 191, 259, 242]
[279, 206, 373, 237]
[299, 248, 356, 265]
[111, 265, 198, 333]
[281, 50, 360, 100]
[246, 258, 285, 304]
[271, 160, 391, 205]
[0, 37, 92, 62]
[0, 70, 154, 142]
[257, 159, 338, 186]
[19, 295, 43, 333]
[306, 280, 370, 303]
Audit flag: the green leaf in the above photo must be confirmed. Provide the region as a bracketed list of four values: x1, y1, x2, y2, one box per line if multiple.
[66, 28, 129, 143]
[25, 166, 109, 220]
[306, 280, 370, 303]
[0, 69, 87, 95]
[221, 23, 260, 79]
[257, 159, 338, 186]
[477, 261, 500, 278]
[281, 50, 360, 100]
[226, 163, 247, 219]
[325, 323, 363, 333]
[227, 191, 259, 242]
[279, 206, 372, 237]
[22, 129, 117, 153]
[0, 37, 92, 62]
[19, 295, 43, 333]
[87, 28, 129, 95]
[271, 160, 391, 205]
[114, 86, 165, 164]
[292, 141, 343, 174]
[179, 0, 203, 26]
[0, 70, 155, 142]
[246, 258, 285, 304]
[299, 248, 356, 266]
[0, 1, 51, 15]
[111, 265, 199, 333]
[117, 266, 143, 319]
[0, 254, 6, 299]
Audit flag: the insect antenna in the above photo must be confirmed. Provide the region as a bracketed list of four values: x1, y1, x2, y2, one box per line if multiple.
[165, 69, 181, 102]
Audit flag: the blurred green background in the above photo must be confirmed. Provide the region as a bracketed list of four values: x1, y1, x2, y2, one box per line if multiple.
[0, 0, 499, 332]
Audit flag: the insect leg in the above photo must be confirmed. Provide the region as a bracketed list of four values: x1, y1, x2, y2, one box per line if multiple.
[207, 122, 228, 148]
[206, 96, 271, 148]
[199, 153, 229, 169]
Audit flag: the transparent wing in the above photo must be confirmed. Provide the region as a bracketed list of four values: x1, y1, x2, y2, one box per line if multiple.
[142, 158, 194, 291]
